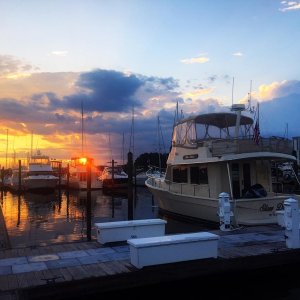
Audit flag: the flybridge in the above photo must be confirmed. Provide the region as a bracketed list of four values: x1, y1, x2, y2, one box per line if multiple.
[172, 111, 254, 148]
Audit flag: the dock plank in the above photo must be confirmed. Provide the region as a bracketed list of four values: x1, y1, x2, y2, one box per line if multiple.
[57, 267, 73, 282]
[81, 262, 107, 277]
[96, 262, 117, 276]
[67, 265, 89, 280]
[6, 274, 19, 290]
[1, 225, 300, 299]
[108, 260, 131, 273]
[16, 273, 30, 289]
[0, 274, 9, 291]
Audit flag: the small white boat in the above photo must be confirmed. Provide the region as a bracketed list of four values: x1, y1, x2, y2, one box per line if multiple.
[134, 171, 148, 186]
[100, 165, 128, 189]
[23, 151, 59, 191]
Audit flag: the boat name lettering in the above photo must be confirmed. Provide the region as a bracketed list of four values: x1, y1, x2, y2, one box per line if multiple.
[276, 202, 284, 210]
[183, 154, 198, 160]
[260, 203, 274, 212]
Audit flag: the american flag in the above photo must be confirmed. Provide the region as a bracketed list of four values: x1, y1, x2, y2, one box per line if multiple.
[253, 120, 260, 145]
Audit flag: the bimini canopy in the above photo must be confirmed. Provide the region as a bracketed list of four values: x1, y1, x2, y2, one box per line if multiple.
[172, 112, 254, 147]
[182, 112, 253, 128]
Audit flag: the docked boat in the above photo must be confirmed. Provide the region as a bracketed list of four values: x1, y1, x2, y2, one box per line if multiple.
[134, 171, 148, 186]
[100, 165, 128, 189]
[146, 104, 300, 226]
[68, 157, 103, 190]
[23, 151, 59, 191]
[9, 165, 28, 191]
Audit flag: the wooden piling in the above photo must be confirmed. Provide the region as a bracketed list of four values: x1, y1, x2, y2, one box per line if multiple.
[86, 158, 92, 241]
[18, 160, 22, 192]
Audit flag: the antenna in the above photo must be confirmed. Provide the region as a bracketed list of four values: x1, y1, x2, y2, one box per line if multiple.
[157, 115, 161, 173]
[248, 80, 252, 107]
[247, 80, 255, 113]
[284, 123, 289, 139]
[231, 77, 235, 106]
[129, 105, 135, 159]
[81, 100, 84, 156]
[108, 132, 113, 161]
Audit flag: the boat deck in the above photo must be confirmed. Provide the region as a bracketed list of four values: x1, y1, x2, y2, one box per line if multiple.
[1, 224, 300, 299]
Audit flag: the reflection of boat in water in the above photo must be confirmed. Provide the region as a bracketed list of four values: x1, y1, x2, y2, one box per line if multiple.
[69, 157, 103, 190]
[23, 151, 59, 192]
[146, 104, 300, 226]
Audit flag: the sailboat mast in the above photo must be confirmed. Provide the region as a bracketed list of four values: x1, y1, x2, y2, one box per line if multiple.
[157, 115, 161, 173]
[5, 129, 8, 169]
[81, 101, 84, 157]
[31, 131, 33, 159]
[231, 77, 235, 106]
[122, 132, 125, 166]
[132, 106, 135, 162]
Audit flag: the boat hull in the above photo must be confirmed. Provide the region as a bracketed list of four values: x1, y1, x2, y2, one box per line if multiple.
[102, 178, 128, 190]
[146, 179, 300, 225]
[23, 177, 58, 191]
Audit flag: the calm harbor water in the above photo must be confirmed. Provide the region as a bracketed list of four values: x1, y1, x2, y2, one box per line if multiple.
[0, 187, 214, 248]
[1, 187, 300, 299]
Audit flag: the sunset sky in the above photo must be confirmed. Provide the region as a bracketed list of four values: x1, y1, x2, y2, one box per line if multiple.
[1, 0, 300, 167]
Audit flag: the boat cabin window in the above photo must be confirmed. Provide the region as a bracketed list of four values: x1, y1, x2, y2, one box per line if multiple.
[190, 167, 208, 184]
[172, 167, 188, 183]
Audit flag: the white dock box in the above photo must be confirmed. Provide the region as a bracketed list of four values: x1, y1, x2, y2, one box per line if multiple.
[276, 209, 300, 228]
[127, 231, 219, 269]
[95, 219, 167, 244]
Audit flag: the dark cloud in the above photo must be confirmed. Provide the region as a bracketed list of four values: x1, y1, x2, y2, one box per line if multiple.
[206, 74, 231, 84]
[0, 98, 30, 116]
[60, 69, 144, 112]
[0, 69, 181, 140]
[207, 75, 217, 83]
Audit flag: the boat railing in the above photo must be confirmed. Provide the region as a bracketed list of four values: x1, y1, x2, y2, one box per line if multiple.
[146, 166, 166, 179]
[146, 176, 210, 197]
[210, 137, 293, 156]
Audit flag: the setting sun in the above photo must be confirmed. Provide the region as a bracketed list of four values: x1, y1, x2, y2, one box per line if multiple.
[79, 157, 87, 165]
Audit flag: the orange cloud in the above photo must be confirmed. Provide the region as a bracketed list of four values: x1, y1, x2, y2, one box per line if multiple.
[183, 88, 214, 99]
[258, 80, 300, 100]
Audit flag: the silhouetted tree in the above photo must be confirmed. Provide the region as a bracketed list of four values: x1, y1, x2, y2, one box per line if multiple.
[123, 152, 168, 173]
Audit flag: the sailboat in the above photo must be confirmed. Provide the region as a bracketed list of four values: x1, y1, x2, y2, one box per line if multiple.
[68, 102, 102, 190]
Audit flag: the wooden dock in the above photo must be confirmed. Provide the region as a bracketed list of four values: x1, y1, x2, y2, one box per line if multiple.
[1, 225, 300, 299]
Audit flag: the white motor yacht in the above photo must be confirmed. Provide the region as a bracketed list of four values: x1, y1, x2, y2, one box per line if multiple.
[23, 151, 59, 191]
[146, 104, 300, 226]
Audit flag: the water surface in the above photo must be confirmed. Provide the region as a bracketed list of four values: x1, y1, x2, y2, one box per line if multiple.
[0, 187, 213, 248]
